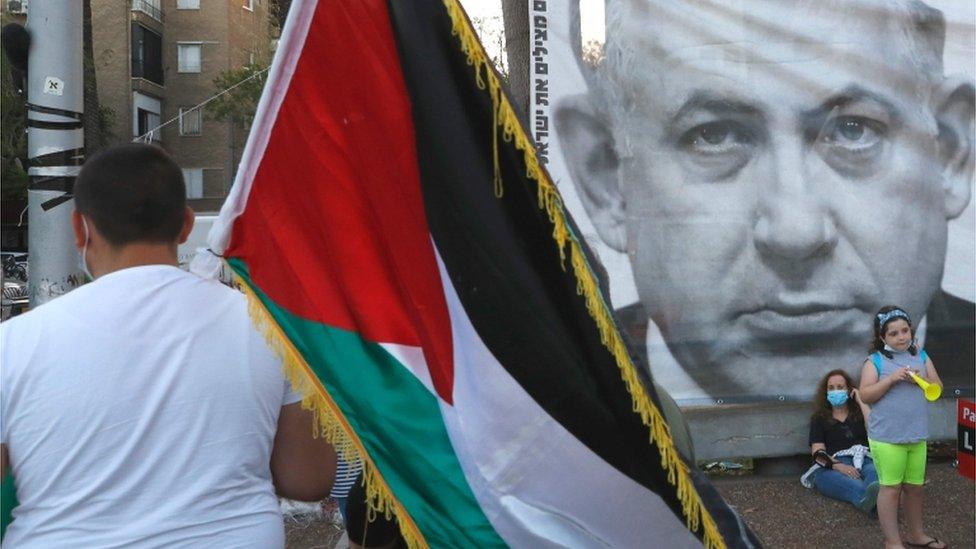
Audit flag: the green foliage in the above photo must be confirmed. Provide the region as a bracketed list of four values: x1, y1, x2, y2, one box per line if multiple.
[1, 164, 27, 201]
[269, 0, 292, 32]
[1, 42, 28, 201]
[471, 15, 508, 81]
[98, 105, 116, 143]
[206, 64, 267, 129]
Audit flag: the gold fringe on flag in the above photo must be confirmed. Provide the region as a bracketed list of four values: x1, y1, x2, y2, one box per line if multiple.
[231, 271, 428, 549]
[440, 1, 726, 547]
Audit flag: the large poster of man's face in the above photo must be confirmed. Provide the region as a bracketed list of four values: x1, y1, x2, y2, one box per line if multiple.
[534, 0, 975, 404]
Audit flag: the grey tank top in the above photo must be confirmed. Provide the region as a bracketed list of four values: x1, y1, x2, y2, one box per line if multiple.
[867, 349, 929, 443]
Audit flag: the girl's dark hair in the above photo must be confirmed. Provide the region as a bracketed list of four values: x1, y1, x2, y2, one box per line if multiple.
[870, 305, 917, 358]
[812, 369, 863, 424]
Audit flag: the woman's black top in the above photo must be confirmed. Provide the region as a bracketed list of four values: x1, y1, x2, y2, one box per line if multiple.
[809, 414, 868, 455]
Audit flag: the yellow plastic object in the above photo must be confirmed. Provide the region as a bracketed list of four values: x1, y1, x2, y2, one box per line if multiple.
[908, 372, 942, 401]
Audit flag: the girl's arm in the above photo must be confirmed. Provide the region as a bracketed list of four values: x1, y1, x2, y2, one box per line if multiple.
[922, 356, 943, 388]
[858, 359, 910, 404]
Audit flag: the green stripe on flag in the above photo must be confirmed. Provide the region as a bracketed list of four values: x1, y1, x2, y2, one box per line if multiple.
[228, 258, 504, 547]
[1, 472, 16, 539]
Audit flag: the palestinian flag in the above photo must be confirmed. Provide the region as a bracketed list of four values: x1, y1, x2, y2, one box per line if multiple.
[198, 1, 759, 547]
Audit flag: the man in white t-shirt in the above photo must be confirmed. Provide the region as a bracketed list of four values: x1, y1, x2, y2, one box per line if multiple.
[0, 144, 337, 547]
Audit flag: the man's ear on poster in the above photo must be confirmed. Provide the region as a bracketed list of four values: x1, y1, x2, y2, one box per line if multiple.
[935, 75, 975, 218]
[554, 94, 627, 253]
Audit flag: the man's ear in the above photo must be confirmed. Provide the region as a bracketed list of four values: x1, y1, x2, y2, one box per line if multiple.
[177, 206, 195, 245]
[554, 94, 626, 252]
[71, 209, 87, 249]
[934, 76, 975, 219]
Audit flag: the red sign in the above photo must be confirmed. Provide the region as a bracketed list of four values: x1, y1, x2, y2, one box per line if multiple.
[958, 399, 976, 480]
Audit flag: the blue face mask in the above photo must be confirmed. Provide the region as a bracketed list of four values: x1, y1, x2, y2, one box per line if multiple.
[827, 390, 849, 407]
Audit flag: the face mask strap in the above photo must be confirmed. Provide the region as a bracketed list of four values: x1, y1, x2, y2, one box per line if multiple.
[79, 216, 93, 280]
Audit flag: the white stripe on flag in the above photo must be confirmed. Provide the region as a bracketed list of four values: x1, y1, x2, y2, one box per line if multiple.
[379, 342, 436, 397]
[432, 247, 702, 548]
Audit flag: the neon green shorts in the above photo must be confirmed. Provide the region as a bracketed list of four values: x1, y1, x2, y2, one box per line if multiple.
[868, 439, 927, 486]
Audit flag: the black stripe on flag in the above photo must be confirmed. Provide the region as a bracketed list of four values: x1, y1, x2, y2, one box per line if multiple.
[385, 2, 761, 547]
[388, 0, 686, 528]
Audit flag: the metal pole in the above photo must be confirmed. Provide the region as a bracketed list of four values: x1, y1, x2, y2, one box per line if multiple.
[26, 1, 85, 307]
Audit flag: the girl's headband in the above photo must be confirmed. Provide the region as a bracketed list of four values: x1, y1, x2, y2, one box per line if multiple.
[877, 309, 911, 327]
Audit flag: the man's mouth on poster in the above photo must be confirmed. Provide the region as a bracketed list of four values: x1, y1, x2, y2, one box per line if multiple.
[737, 301, 866, 338]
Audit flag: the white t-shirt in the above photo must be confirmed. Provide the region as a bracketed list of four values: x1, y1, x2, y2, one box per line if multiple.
[0, 265, 301, 548]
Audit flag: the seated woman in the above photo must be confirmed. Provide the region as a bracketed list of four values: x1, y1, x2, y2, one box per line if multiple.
[802, 369, 879, 513]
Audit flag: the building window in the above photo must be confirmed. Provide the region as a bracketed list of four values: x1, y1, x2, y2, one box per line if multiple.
[131, 24, 163, 85]
[177, 43, 202, 73]
[177, 0, 200, 9]
[136, 109, 160, 140]
[182, 169, 204, 198]
[179, 107, 202, 136]
[133, 92, 161, 140]
[243, 0, 254, 11]
[136, 109, 160, 138]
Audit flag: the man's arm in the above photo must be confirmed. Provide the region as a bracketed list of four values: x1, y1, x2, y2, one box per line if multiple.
[270, 403, 337, 502]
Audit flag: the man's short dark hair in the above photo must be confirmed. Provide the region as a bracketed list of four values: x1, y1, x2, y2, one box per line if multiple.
[74, 144, 187, 246]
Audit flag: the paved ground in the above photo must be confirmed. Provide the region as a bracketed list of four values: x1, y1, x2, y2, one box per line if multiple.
[284, 506, 344, 549]
[715, 459, 974, 548]
[285, 458, 974, 548]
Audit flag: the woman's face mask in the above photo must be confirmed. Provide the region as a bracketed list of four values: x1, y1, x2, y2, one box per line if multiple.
[826, 390, 848, 407]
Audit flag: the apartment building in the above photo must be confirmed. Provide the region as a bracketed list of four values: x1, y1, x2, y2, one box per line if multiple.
[92, 0, 274, 211]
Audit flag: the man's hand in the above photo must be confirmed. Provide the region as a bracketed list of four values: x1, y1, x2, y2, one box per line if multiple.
[833, 463, 861, 480]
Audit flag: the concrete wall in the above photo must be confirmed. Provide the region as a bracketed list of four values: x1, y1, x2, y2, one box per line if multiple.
[685, 399, 961, 461]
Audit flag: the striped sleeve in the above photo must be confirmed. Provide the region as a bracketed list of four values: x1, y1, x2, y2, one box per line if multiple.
[329, 457, 364, 499]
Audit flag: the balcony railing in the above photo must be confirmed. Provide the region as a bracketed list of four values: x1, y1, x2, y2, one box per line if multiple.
[131, 0, 163, 23]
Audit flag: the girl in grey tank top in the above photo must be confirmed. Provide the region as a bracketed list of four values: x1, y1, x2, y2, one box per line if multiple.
[858, 306, 947, 549]
[867, 348, 928, 443]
